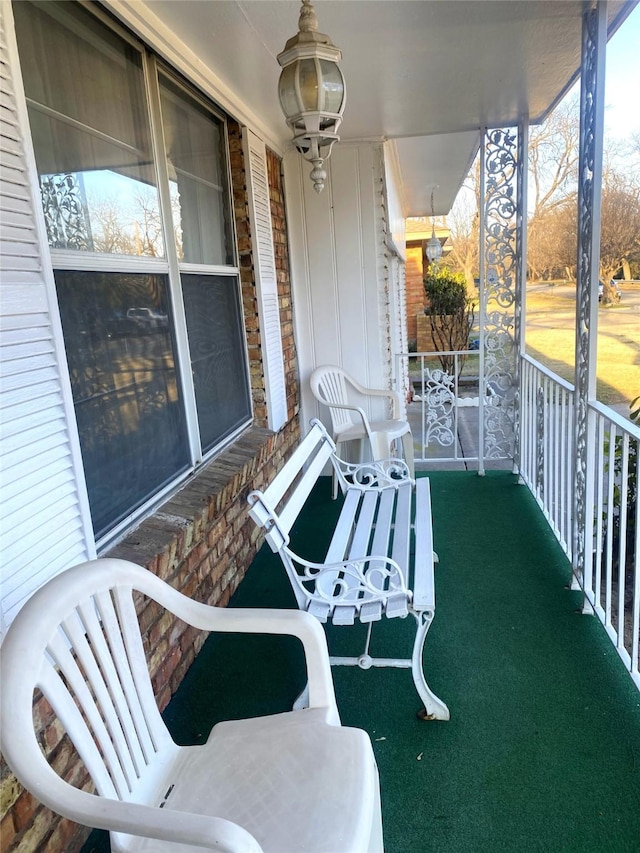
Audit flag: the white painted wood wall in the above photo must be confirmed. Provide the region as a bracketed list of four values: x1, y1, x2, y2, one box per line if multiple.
[284, 141, 408, 438]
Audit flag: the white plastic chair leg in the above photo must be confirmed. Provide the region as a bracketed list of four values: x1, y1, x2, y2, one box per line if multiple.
[293, 682, 310, 710]
[401, 431, 415, 478]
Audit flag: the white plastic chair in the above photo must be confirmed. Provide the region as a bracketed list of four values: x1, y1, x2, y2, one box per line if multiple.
[0, 558, 383, 853]
[311, 365, 414, 495]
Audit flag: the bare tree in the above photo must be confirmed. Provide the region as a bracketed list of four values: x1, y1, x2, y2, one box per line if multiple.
[599, 167, 640, 294]
[527, 96, 581, 280]
[89, 194, 137, 255]
[445, 156, 480, 290]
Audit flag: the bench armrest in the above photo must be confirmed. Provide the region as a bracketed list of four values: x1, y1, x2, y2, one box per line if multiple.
[330, 455, 414, 492]
[284, 548, 410, 600]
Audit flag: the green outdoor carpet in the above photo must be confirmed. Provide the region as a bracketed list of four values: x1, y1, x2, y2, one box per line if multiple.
[82, 472, 640, 853]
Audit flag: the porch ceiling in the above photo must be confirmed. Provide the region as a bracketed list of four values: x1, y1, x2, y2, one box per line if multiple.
[125, 0, 632, 216]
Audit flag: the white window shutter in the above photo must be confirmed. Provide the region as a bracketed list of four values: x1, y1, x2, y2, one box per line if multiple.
[0, 3, 94, 635]
[242, 128, 288, 431]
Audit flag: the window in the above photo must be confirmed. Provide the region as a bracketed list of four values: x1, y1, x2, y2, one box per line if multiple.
[14, 1, 252, 542]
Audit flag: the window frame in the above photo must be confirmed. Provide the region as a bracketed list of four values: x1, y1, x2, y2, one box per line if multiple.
[18, 0, 254, 548]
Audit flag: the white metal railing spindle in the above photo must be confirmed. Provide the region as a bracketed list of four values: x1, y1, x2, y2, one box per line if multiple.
[605, 423, 616, 631]
[560, 389, 568, 547]
[617, 433, 629, 650]
[594, 416, 605, 611]
[633, 490, 639, 682]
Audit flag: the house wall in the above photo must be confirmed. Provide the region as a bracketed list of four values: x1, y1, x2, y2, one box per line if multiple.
[406, 242, 426, 344]
[284, 141, 407, 438]
[0, 4, 300, 849]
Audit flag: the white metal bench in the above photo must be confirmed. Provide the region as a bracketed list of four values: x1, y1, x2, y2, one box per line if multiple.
[248, 420, 449, 721]
[0, 558, 383, 853]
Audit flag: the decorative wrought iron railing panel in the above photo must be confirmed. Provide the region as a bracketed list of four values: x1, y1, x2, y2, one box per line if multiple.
[481, 127, 521, 461]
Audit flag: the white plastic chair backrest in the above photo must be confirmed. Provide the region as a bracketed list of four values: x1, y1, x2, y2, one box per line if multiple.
[310, 366, 360, 433]
[0, 560, 177, 828]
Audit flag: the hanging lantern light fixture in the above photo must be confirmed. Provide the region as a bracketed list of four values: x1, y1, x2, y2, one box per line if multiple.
[425, 188, 442, 266]
[277, 0, 346, 193]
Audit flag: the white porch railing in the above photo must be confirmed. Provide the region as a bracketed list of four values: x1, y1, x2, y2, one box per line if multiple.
[518, 354, 639, 690]
[396, 350, 639, 690]
[397, 350, 485, 469]
[519, 355, 575, 559]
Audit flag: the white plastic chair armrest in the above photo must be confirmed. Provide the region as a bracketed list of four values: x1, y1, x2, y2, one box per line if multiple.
[325, 401, 373, 438]
[9, 768, 263, 853]
[347, 377, 402, 419]
[127, 566, 339, 722]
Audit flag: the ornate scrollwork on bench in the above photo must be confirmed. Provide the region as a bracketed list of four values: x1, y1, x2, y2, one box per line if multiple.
[333, 457, 414, 490]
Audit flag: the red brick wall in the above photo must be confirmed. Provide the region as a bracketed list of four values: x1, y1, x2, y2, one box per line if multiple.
[0, 128, 302, 852]
[406, 242, 425, 343]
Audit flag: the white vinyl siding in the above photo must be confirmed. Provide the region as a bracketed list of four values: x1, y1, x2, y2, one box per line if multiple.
[0, 1, 93, 634]
[243, 128, 287, 432]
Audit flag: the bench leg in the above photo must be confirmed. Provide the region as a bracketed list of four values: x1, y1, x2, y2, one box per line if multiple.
[412, 611, 450, 721]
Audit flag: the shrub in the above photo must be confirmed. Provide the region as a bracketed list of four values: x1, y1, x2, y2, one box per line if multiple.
[423, 266, 476, 375]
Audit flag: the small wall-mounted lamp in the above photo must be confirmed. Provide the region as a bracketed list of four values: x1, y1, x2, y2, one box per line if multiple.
[425, 188, 443, 265]
[277, 0, 346, 193]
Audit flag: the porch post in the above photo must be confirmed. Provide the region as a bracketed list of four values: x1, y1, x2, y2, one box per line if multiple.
[480, 125, 520, 468]
[478, 127, 486, 476]
[573, 0, 606, 599]
[514, 117, 529, 477]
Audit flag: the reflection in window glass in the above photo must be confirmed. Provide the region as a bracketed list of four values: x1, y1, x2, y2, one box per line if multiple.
[182, 274, 251, 451]
[159, 75, 233, 266]
[55, 271, 190, 538]
[14, 0, 162, 256]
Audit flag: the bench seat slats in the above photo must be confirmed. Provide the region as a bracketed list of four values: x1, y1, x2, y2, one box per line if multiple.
[386, 594, 410, 619]
[307, 600, 332, 622]
[359, 601, 383, 623]
[325, 488, 361, 563]
[412, 478, 435, 610]
[348, 490, 378, 560]
[368, 488, 395, 568]
[390, 482, 413, 574]
[332, 605, 357, 626]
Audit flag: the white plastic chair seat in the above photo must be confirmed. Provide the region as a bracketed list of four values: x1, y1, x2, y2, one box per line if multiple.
[127, 708, 378, 853]
[335, 417, 411, 462]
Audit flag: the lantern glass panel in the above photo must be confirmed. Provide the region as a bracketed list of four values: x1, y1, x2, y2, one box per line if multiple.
[278, 63, 300, 117]
[298, 58, 320, 111]
[319, 60, 344, 113]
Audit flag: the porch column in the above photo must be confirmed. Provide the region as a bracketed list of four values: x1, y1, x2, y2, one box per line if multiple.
[479, 122, 526, 469]
[573, 0, 607, 593]
[514, 118, 529, 477]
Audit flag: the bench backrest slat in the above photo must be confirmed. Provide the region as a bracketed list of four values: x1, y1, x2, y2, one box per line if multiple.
[278, 441, 335, 535]
[249, 423, 335, 550]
